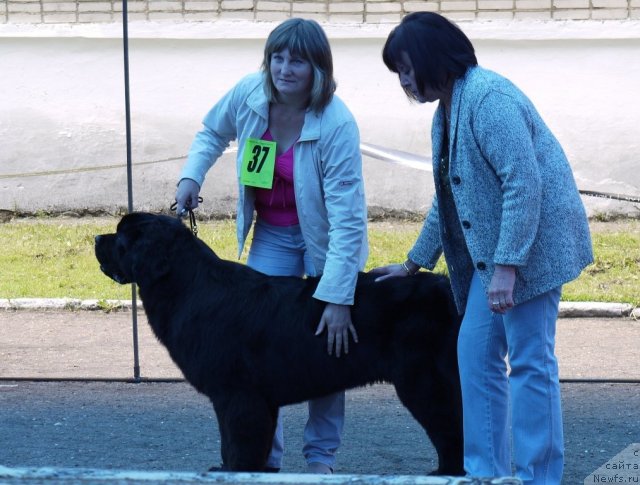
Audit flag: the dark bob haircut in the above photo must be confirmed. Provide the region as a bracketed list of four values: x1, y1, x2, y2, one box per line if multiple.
[382, 12, 478, 100]
[262, 18, 336, 113]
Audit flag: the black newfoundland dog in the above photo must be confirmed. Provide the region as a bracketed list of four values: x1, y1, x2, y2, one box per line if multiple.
[94, 212, 463, 475]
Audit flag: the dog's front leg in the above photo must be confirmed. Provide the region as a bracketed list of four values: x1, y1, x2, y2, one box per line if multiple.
[210, 392, 278, 472]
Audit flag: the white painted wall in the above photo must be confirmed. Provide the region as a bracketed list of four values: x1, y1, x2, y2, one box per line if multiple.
[1, 21, 639, 217]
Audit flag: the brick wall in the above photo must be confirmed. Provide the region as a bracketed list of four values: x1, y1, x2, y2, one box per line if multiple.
[1, 0, 638, 24]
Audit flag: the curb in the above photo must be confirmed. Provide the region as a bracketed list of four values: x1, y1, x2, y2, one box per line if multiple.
[0, 298, 638, 319]
[0, 298, 140, 312]
[558, 301, 639, 319]
[0, 466, 521, 485]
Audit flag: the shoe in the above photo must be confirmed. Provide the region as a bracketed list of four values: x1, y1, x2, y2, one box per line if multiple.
[208, 464, 280, 473]
[307, 462, 333, 474]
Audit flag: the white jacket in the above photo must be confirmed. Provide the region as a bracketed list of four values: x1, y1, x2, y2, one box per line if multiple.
[180, 72, 368, 305]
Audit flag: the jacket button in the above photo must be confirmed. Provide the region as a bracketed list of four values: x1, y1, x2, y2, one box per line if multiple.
[476, 262, 486, 270]
[462, 220, 471, 229]
[452, 176, 461, 185]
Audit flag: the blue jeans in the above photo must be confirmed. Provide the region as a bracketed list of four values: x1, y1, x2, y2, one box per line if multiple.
[247, 220, 345, 470]
[457, 271, 563, 484]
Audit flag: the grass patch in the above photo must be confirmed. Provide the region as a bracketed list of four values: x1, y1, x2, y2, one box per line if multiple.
[365, 221, 448, 276]
[563, 231, 640, 304]
[0, 217, 638, 305]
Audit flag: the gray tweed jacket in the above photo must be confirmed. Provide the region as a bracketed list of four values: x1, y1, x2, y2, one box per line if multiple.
[408, 66, 594, 313]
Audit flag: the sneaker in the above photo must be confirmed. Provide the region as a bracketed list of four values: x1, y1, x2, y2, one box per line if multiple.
[307, 462, 333, 474]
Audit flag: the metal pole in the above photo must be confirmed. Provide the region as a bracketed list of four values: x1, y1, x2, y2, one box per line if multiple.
[122, 0, 141, 382]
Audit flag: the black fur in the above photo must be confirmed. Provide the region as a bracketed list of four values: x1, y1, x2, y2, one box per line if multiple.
[94, 212, 463, 475]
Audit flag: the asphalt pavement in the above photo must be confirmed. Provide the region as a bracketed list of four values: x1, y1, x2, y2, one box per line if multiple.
[0, 308, 638, 484]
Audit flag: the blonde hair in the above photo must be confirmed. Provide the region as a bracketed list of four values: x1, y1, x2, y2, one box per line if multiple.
[261, 18, 336, 113]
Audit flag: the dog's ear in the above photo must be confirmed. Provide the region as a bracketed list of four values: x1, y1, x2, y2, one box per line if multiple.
[131, 250, 170, 284]
[119, 212, 190, 284]
[122, 216, 171, 284]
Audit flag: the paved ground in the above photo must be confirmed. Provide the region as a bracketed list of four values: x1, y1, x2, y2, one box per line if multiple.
[1, 310, 639, 381]
[0, 310, 639, 484]
[1, 380, 638, 484]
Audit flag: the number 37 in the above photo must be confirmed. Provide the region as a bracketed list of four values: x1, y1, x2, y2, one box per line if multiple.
[247, 145, 270, 173]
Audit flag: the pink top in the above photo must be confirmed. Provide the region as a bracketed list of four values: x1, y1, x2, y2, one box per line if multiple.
[254, 129, 299, 226]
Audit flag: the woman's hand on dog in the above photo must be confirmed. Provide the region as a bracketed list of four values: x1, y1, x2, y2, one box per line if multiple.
[315, 303, 358, 358]
[369, 263, 410, 282]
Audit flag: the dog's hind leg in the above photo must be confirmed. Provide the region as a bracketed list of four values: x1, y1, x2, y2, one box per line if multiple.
[211, 391, 278, 472]
[393, 371, 464, 476]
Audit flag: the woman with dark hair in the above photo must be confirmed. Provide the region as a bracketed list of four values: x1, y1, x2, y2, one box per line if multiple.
[175, 18, 368, 474]
[372, 12, 592, 484]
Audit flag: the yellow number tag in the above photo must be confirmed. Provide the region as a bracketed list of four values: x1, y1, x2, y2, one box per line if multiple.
[240, 138, 277, 189]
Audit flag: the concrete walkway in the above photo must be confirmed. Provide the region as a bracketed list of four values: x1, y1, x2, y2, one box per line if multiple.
[0, 306, 638, 382]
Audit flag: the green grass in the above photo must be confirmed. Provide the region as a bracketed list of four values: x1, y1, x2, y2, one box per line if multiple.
[0, 217, 638, 305]
[563, 229, 640, 304]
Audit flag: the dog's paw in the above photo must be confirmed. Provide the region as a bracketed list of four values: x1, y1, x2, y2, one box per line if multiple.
[205, 464, 279, 473]
[429, 468, 465, 477]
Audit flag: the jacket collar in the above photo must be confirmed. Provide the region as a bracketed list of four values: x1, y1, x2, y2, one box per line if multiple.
[450, 66, 476, 138]
[300, 109, 322, 142]
[431, 66, 476, 157]
[432, 106, 446, 162]
[246, 76, 270, 120]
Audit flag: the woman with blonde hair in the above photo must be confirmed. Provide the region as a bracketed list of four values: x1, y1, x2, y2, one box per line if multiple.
[175, 18, 368, 474]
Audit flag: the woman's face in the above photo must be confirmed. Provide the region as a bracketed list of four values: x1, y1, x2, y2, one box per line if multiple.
[396, 51, 445, 104]
[270, 48, 313, 100]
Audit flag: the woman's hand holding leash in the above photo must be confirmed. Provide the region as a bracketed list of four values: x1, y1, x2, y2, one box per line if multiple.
[175, 178, 202, 217]
[171, 178, 203, 237]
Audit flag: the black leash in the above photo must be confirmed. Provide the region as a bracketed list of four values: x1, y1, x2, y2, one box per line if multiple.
[170, 197, 203, 237]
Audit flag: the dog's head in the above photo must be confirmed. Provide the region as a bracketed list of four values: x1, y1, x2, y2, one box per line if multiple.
[94, 212, 193, 286]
